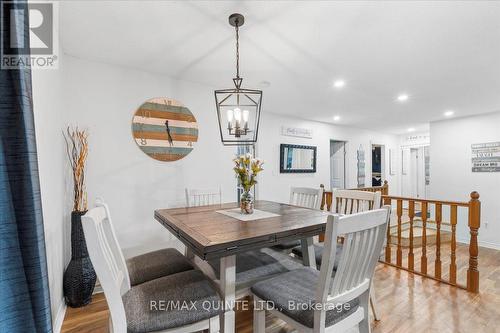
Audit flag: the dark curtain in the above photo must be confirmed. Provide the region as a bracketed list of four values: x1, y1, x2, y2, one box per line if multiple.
[0, 1, 53, 332]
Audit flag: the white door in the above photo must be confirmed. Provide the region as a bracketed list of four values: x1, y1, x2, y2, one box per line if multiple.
[410, 147, 426, 198]
[410, 148, 419, 197]
[330, 141, 346, 189]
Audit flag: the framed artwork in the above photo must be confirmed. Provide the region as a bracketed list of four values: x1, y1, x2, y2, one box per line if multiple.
[132, 97, 198, 162]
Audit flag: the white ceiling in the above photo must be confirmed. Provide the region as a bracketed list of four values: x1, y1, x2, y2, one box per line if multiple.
[61, 1, 500, 134]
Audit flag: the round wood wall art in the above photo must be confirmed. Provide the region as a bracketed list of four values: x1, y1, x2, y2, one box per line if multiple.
[132, 98, 198, 162]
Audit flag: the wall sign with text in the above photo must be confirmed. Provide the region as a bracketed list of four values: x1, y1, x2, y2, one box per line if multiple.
[280, 126, 313, 139]
[471, 142, 500, 172]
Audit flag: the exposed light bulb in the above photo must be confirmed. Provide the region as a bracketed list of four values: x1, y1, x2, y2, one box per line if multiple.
[242, 110, 249, 122]
[444, 110, 454, 117]
[227, 109, 234, 122]
[333, 115, 341, 121]
[234, 108, 241, 126]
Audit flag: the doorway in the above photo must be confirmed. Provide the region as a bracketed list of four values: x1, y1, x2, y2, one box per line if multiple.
[330, 140, 346, 189]
[371, 144, 385, 186]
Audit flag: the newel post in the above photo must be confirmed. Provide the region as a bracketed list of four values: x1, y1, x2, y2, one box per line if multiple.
[382, 180, 389, 195]
[467, 191, 481, 293]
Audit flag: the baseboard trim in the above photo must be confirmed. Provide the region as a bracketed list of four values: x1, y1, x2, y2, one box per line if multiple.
[478, 240, 500, 250]
[53, 300, 67, 333]
[457, 238, 500, 251]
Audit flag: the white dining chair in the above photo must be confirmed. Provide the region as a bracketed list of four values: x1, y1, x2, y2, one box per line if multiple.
[292, 189, 383, 320]
[93, 199, 194, 287]
[331, 189, 382, 214]
[185, 187, 222, 207]
[82, 203, 221, 333]
[252, 207, 390, 333]
[289, 186, 324, 210]
[273, 186, 324, 252]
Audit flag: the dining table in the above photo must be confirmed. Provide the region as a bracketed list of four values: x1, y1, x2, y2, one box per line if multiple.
[154, 200, 332, 333]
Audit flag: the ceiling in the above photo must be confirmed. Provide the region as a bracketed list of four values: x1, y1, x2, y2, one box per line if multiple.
[61, 1, 500, 134]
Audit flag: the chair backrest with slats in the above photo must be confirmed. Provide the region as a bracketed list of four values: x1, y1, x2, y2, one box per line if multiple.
[332, 189, 381, 214]
[185, 187, 222, 207]
[314, 207, 390, 326]
[82, 203, 130, 332]
[289, 187, 324, 209]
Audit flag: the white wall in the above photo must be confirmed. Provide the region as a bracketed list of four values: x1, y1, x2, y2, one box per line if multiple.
[430, 112, 500, 248]
[32, 58, 68, 328]
[62, 55, 238, 258]
[257, 112, 400, 204]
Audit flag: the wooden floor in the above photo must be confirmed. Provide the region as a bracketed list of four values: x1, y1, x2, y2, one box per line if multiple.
[62, 244, 500, 333]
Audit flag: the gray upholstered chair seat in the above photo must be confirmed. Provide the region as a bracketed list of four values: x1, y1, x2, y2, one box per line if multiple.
[126, 248, 194, 286]
[251, 268, 359, 328]
[271, 239, 301, 250]
[292, 243, 342, 269]
[208, 248, 303, 289]
[123, 270, 221, 333]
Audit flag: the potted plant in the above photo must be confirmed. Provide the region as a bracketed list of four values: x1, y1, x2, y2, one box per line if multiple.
[233, 154, 264, 214]
[63, 127, 96, 307]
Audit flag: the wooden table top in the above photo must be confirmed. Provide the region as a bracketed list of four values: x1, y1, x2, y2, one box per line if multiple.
[155, 200, 331, 259]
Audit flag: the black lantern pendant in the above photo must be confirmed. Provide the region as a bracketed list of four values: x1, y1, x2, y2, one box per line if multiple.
[215, 13, 263, 146]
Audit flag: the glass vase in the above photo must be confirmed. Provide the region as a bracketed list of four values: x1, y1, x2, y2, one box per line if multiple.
[240, 190, 254, 214]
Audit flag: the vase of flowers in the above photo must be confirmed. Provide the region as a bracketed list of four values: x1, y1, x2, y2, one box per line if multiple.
[233, 154, 264, 214]
[63, 127, 96, 307]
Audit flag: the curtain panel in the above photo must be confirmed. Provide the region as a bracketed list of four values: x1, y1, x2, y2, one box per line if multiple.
[0, 1, 53, 332]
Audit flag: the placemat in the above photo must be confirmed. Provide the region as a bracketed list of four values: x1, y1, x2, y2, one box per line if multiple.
[216, 208, 280, 221]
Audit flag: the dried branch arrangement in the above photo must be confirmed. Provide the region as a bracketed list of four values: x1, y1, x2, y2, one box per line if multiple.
[63, 127, 89, 212]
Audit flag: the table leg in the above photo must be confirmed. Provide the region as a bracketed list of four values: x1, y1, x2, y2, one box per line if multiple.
[301, 237, 316, 268]
[219, 255, 236, 333]
[184, 246, 195, 261]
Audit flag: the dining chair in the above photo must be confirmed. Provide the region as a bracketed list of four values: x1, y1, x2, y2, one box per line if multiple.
[82, 203, 221, 333]
[272, 186, 324, 251]
[292, 189, 383, 320]
[185, 187, 222, 207]
[94, 199, 194, 287]
[252, 207, 390, 333]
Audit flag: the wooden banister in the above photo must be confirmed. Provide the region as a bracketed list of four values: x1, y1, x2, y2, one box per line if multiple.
[320, 182, 481, 293]
[381, 191, 481, 293]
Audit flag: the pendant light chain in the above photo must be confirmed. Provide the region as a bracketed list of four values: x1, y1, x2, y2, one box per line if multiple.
[235, 22, 240, 79]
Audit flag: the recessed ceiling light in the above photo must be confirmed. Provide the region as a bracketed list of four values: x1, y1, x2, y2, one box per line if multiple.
[407, 127, 415, 132]
[397, 94, 409, 102]
[333, 80, 345, 88]
[333, 115, 341, 121]
[444, 110, 455, 117]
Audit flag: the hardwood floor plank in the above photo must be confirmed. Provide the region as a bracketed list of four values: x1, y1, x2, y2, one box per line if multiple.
[61, 244, 500, 333]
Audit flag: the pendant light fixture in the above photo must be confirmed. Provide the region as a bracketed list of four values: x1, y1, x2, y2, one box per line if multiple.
[215, 13, 263, 146]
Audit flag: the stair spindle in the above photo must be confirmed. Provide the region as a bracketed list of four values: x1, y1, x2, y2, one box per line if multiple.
[449, 204, 458, 284]
[421, 201, 428, 274]
[396, 199, 403, 266]
[408, 200, 415, 271]
[435, 203, 442, 279]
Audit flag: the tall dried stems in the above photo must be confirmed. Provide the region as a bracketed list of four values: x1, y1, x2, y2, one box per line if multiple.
[63, 127, 89, 212]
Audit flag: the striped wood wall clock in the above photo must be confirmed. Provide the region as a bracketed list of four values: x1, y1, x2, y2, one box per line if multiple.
[132, 98, 198, 162]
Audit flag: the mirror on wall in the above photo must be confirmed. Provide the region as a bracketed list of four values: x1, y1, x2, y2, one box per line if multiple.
[280, 144, 317, 173]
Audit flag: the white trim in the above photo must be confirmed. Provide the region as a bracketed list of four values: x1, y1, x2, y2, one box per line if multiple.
[53, 300, 67, 333]
[457, 238, 500, 251]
